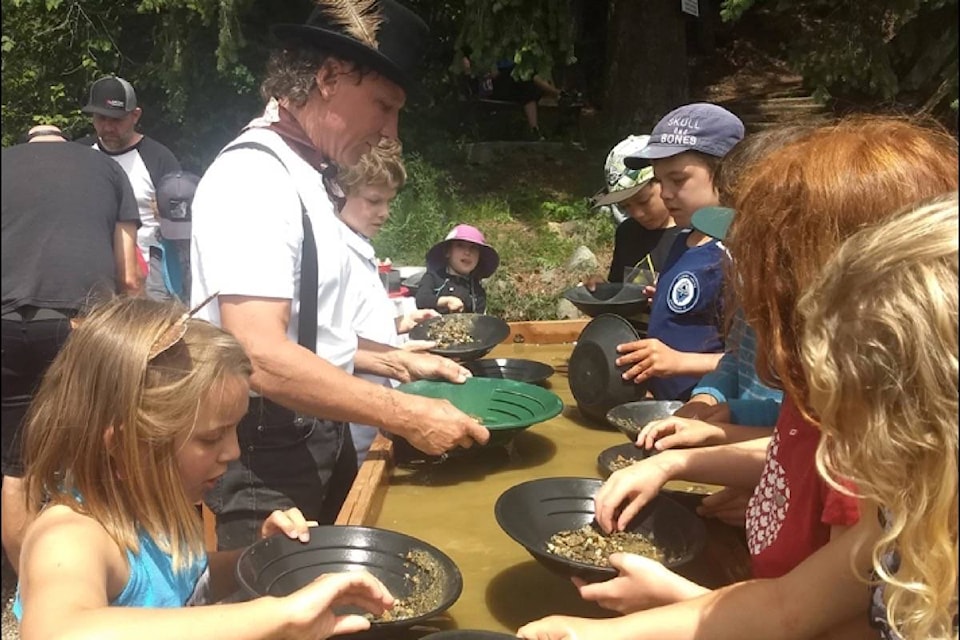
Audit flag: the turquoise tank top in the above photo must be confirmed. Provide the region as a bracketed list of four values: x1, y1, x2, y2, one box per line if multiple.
[14, 528, 208, 618]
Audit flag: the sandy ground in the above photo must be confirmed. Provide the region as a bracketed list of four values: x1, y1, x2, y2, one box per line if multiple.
[1, 551, 18, 640]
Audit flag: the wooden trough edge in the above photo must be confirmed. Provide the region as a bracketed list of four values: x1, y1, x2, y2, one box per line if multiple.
[504, 318, 588, 346]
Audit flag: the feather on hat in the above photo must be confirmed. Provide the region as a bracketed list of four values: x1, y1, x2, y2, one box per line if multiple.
[272, 0, 428, 94]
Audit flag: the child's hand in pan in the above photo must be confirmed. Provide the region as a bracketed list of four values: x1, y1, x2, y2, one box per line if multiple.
[438, 296, 464, 313]
[279, 571, 395, 638]
[260, 507, 317, 543]
[396, 308, 440, 334]
[637, 416, 727, 451]
[573, 553, 708, 613]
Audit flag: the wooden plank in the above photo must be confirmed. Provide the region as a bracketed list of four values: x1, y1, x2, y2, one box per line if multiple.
[202, 503, 218, 552]
[335, 432, 394, 526]
[504, 319, 588, 346]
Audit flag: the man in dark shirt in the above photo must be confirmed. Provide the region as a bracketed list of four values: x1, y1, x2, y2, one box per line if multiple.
[0, 125, 140, 572]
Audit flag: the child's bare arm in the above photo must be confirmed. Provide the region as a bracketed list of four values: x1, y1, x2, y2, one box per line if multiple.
[18, 508, 394, 640]
[519, 511, 877, 640]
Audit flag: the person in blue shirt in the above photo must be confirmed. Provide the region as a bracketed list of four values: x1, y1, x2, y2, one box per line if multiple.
[614, 103, 744, 401]
[14, 296, 396, 638]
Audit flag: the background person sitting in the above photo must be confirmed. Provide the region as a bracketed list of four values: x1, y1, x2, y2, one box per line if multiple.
[488, 58, 562, 140]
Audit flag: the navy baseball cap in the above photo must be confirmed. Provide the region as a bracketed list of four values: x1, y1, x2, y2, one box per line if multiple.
[625, 103, 744, 167]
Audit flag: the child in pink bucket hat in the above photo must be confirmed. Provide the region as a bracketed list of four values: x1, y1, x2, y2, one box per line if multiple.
[415, 223, 500, 314]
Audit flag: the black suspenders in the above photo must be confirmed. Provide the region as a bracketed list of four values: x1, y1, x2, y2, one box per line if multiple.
[218, 141, 318, 352]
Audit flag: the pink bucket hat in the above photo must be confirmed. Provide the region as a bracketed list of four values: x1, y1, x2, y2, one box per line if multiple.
[425, 224, 500, 279]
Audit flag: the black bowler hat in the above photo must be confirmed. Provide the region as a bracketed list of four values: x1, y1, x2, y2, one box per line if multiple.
[272, 0, 429, 95]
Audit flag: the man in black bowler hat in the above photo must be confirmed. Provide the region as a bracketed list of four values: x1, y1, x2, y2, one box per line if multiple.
[190, 0, 489, 549]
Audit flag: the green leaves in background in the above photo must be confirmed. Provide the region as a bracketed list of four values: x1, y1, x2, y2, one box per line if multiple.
[721, 0, 958, 113]
[454, 0, 576, 84]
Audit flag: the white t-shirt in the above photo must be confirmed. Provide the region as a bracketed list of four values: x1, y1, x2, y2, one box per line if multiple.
[189, 127, 358, 372]
[341, 224, 399, 348]
[341, 223, 398, 463]
[88, 136, 180, 264]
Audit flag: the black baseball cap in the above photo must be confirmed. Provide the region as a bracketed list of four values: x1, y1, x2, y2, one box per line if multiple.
[81, 76, 138, 118]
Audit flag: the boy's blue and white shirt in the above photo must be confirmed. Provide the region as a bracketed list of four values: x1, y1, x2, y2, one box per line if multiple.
[646, 229, 726, 401]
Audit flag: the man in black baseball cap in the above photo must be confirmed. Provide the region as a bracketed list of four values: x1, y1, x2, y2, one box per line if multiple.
[80, 76, 144, 153]
[78, 75, 181, 300]
[81, 76, 138, 118]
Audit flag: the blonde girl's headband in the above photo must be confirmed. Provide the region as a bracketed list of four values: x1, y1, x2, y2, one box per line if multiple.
[147, 291, 220, 360]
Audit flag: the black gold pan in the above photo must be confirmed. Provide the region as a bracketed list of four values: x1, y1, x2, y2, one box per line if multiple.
[409, 313, 511, 362]
[236, 525, 462, 635]
[464, 357, 555, 385]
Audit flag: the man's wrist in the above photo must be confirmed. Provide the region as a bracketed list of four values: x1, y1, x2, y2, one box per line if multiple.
[381, 349, 408, 381]
[377, 386, 410, 434]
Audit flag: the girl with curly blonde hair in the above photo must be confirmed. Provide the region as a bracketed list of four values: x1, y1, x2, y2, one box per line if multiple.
[800, 193, 958, 639]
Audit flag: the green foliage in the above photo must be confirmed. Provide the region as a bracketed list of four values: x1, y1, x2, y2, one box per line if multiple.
[540, 196, 591, 222]
[0, 0, 305, 163]
[372, 152, 461, 265]
[373, 153, 614, 321]
[2, 0, 120, 145]
[720, 0, 958, 115]
[455, 0, 577, 84]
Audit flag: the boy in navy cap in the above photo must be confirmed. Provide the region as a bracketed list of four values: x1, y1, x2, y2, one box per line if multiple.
[613, 103, 744, 401]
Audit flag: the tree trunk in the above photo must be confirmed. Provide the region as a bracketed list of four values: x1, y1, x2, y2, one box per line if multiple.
[603, 0, 689, 132]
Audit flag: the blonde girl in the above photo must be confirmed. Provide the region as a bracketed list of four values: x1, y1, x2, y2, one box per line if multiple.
[801, 193, 958, 640]
[15, 296, 394, 639]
